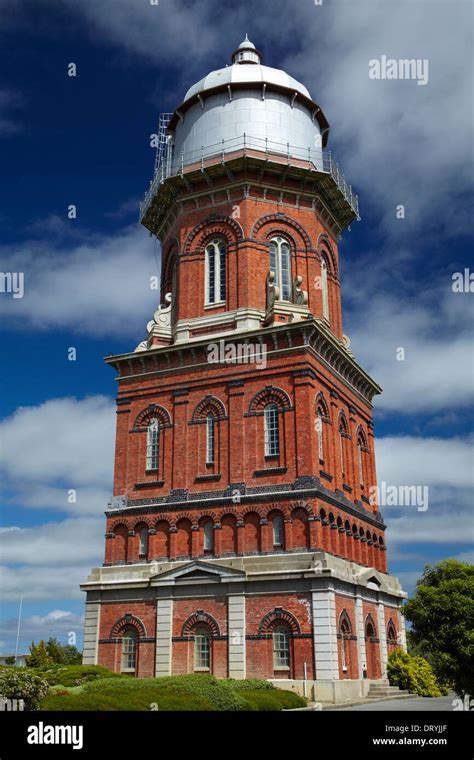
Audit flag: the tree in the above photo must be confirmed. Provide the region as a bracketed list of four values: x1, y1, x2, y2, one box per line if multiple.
[45, 637, 82, 665]
[26, 640, 54, 670]
[402, 559, 474, 697]
[61, 645, 83, 665]
[4, 656, 16, 666]
[46, 637, 65, 664]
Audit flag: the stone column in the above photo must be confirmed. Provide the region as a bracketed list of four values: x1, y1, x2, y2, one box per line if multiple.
[355, 594, 367, 678]
[155, 597, 173, 676]
[228, 592, 246, 679]
[377, 602, 388, 677]
[312, 590, 339, 681]
[82, 598, 100, 665]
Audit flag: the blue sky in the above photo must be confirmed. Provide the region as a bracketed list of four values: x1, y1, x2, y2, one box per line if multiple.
[0, 0, 473, 655]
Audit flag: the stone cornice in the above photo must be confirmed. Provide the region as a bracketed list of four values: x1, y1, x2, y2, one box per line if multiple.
[105, 318, 381, 405]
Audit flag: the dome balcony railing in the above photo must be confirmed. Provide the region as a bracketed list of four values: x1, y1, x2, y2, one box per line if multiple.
[140, 133, 359, 222]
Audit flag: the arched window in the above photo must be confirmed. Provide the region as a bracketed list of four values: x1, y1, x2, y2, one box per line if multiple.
[138, 526, 148, 558]
[316, 407, 324, 462]
[387, 621, 397, 645]
[321, 256, 330, 322]
[121, 627, 137, 673]
[339, 613, 352, 675]
[272, 514, 284, 547]
[357, 431, 368, 486]
[264, 403, 280, 456]
[203, 520, 213, 553]
[146, 419, 160, 472]
[205, 240, 226, 305]
[339, 415, 350, 481]
[269, 236, 291, 301]
[194, 626, 211, 671]
[206, 413, 215, 465]
[272, 624, 291, 669]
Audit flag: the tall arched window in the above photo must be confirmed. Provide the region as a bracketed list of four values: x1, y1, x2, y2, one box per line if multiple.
[272, 514, 284, 547]
[121, 627, 137, 673]
[357, 431, 368, 486]
[339, 415, 350, 482]
[321, 257, 330, 322]
[206, 413, 215, 465]
[203, 520, 213, 553]
[205, 240, 226, 305]
[272, 624, 291, 669]
[316, 407, 324, 462]
[146, 419, 160, 472]
[194, 626, 211, 671]
[264, 403, 280, 456]
[139, 526, 148, 558]
[269, 236, 291, 301]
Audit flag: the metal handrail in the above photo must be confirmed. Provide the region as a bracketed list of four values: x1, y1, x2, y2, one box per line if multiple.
[140, 134, 359, 219]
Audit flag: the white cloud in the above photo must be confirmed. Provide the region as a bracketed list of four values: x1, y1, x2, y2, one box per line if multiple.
[376, 435, 474, 489]
[0, 518, 103, 567]
[0, 563, 96, 602]
[0, 396, 115, 487]
[0, 224, 159, 338]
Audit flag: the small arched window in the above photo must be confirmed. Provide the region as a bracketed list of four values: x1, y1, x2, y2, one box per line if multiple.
[205, 240, 226, 305]
[272, 514, 284, 547]
[139, 526, 148, 557]
[264, 403, 280, 456]
[269, 237, 291, 301]
[194, 626, 211, 671]
[272, 624, 291, 669]
[146, 419, 160, 472]
[321, 256, 330, 322]
[203, 521, 213, 553]
[121, 627, 137, 673]
[206, 413, 215, 465]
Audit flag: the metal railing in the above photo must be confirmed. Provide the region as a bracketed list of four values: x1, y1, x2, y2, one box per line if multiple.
[140, 133, 359, 220]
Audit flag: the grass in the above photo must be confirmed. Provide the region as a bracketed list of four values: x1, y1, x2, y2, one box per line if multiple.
[38, 669, 307, 712]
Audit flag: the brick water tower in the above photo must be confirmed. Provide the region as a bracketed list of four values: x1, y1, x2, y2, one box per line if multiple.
[81, 36, 406, 702]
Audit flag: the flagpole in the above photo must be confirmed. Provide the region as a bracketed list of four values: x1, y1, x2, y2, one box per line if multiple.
[14, 595, 23, 665]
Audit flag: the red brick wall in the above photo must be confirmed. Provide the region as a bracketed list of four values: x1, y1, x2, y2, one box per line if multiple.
[97, 601, 156, 678]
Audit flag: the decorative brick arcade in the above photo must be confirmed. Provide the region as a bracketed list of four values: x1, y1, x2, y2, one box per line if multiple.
[81, 37, 406, 703]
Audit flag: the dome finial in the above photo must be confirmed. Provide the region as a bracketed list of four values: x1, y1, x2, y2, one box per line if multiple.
[232, 35, 261, 65]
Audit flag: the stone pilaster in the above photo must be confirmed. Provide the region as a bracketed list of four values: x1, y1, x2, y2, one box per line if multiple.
[312, 590, 339, 680]
[227, 593, 246, 678]
[155, 597, 173, 676]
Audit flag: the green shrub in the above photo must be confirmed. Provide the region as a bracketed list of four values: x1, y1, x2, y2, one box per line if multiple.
[43, 665, 124, 687]
[0, 668, 49, 710]
[387, 650, 448, 698]
[226, 678, 274, 692]
[85, 673, 248, 711]
[41, 686, 213, 711]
